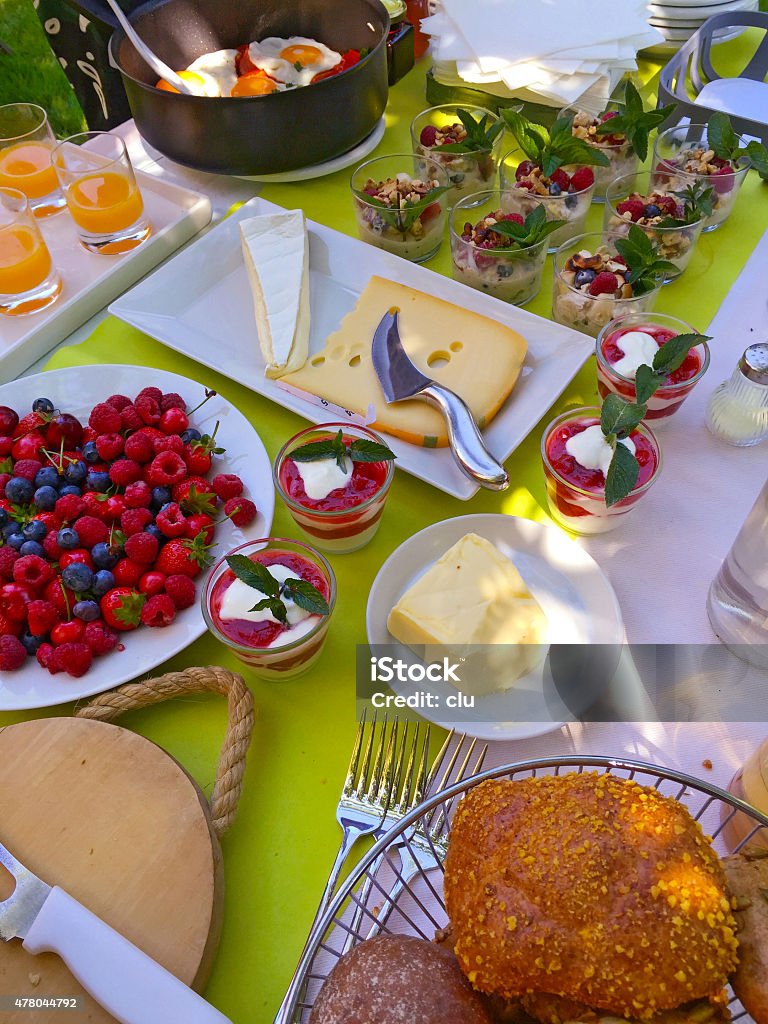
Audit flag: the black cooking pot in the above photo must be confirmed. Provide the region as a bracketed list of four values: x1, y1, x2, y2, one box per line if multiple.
[108, 0, 389, 175]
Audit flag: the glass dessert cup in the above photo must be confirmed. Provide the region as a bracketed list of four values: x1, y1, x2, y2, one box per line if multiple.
[449, 189, 548, 305]
[560, 100, 639, 202]
[274, 422, 395, 554]
[350, 153, 449, 263]
[410, 104, 503, 203]
[0, 103, 65, 217]
[603, 170, 704, 282]
[596, 312, 710, 425]
[203, 537, 336, 680]
[541, 406, 663, 535]
[653, 122, 750, 232]
[499, 149, 596, 252]
[552, 231, 662, 339]
[0, 187, 62, 316]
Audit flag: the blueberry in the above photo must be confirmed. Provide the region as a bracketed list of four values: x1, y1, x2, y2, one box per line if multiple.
[548, 182, 563, 196]
[7, 533, 25, 550]
[33, 485, 59, 511]
[57, 527, 80, 550]
[496, 264, 514, 278]
[145, 523, 165, 545]
[150, 486, 172, 511]
[86, 471, 110, 493]
[64, 460, 87, 484]
[61, 562, 94, 593]
[92, 569, 115, 597]
[20, 631, 43, 655]
[59, 485, 82, 497]
[181, 428, 202, 444]
[92, 541, 118, 569]
[2, 521, 21, 540]
[5, 477, 34, 504]
[574, 269, 597, 288]
[0, 509, 7, 529]
[19, 540, 45, 558]
[32, 397, 55, 415]
[450, 172, 465, 184]
[34, 466, 60, 489]
[645, 203, 661, 218]
[82, 441, 100, 464]
[22, 519, 47, 542]
[73, 599, 100, 622]
[565, 194, 578, 211]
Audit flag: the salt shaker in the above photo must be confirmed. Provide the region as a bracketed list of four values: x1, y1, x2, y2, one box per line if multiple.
[705, 342, 768, 446]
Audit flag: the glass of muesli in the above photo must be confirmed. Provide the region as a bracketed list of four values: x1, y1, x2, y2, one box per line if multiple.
[350, 154, 449, 263]
[410, 104, 504, 203]
[560, 101, 639, 202]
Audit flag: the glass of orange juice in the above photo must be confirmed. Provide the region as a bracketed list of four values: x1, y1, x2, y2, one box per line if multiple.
[52, 132, 151, 255]
[0, 103, 65, 218]
[0, 187, 62, 316]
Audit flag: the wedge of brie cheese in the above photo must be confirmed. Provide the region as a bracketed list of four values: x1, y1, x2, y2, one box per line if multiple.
[387, 533, 548, 695]
[240, 210, 310, 378]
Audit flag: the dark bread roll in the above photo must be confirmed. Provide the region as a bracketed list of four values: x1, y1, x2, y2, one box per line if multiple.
[723, 849, 768, 1024]
[309, 934, 494, 1024]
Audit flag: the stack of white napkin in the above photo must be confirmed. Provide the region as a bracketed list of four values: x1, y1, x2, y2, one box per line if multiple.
[423, 0, 665, 111]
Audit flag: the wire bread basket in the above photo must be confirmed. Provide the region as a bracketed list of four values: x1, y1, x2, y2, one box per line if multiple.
[275, 755, 768, 1024]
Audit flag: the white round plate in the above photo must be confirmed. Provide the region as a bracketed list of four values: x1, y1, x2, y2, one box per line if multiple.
[366, 514, 625, 743]
[650, 0, 750, 8]
[0, 365, 275, 710]
[235, 116, 386, 183]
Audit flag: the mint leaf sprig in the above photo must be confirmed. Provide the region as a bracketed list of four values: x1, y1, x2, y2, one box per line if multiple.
[614, 224, 677, 295]
[595, 80, 677, 162]
[290, 428, 396, 472]
[432, 108, 505, 154]
[706, 112, 768, 177]
[657, 182, 714, 227]
[633, 333, 711, 404]
[226, 553, 330, 623]
[600, 394, 646, 507]
[502, 110, 610, 179]
[362, 184, 451, 235]
[484, 204, 566, 249]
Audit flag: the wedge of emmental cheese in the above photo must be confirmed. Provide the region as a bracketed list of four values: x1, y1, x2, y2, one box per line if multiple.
[387, 533, 548, 694]
[240, 210, 310, 378]
[282, 276, 527, 447]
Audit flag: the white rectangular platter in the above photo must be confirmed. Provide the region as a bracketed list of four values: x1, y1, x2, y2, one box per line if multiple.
[110, 196, 594, 500]
[0, 173, 212, 383]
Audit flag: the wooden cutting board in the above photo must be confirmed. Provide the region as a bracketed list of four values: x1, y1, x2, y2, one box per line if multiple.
[0, 717, 224, 1023]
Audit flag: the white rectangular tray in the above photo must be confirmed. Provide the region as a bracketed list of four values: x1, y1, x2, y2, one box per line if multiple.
[0, 172, 212, 382]
[110, 197, 594, 500]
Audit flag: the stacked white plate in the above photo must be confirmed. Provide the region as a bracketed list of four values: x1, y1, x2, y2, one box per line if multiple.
[648, 0, 758, 50]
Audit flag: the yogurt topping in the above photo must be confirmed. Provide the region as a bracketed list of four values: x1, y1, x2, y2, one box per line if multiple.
[611, 330, 658, 379]
[219, 563, 312, 627]
[565, 424, 636, 479]
[295, 457, 353, 501]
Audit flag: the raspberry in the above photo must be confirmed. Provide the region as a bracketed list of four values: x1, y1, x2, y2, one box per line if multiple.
[550, 167, 571, 190]
[655, 195, 678, 215]
[54, 641, 93, 678]
[136, 387, 163, 404]
[121, 507, 153, 536]
[0, 546, 20, 580]
[74, 515, 108, 548]
[153, 433, 185, 456]
[223, 497, 257, 527]
[212, 473, 242, 502]
[12, 458, 43, 481]
[109, 459, 143, 487]
[27, 599, 59, 636]
[37, 642, 59, 672]
[0, 634, 26, 670]
[124, 532, 159, 564]
[89, 402, 122, 434]
[419, 125, 438, 147]
[124, 431, 155, 463]
[148, 451, 187, 487]
[113, 558, 143, 587]
[0, 610, 21, 636]
[124, 480, 151, 508]
[172, 476, 212, 504]
[95, 432, 124, 461]
[140, 593, 176, 628]
[588, 271, 620, 296]
[156, 502, 187, 538]
[83, 619, 119, 655]
[498, 213, 524, 225]
[569, 166, 595, 192]
[105, 394, 132, 411]
[135, 395, 161, 426]
[13, 554, 53, 588]
[164, 574, 196, 610]
[0, 473, 10, 497]
[160, 392, 186, 412]
[616, 198, 645, 222]
[120, 405, 144, 432]
[712, 165, 734, 195]
[55, 493, 85, 521]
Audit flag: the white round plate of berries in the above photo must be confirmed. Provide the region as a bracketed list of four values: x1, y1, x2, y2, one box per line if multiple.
[0, 365, 274, 709]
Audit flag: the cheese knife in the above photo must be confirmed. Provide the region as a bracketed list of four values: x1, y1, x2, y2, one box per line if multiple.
[371, 309, 509, 490]
[0, 838, 232, 1024]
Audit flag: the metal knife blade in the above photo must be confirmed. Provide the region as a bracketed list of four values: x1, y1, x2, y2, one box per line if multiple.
[0, 840, 51, 940]
[371, 308, 431, 402]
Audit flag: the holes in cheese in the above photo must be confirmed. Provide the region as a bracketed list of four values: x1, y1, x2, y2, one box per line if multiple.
[281, 276, 528, 448]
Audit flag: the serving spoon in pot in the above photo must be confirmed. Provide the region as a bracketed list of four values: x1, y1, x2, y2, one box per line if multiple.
[103, 0, 198, 95]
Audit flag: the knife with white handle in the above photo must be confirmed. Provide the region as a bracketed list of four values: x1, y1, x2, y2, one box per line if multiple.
[0, 839, 232, 1024]
[371, 309, 509, 491]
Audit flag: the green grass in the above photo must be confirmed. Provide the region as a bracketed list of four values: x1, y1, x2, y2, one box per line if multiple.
[0, 0, 86, 137]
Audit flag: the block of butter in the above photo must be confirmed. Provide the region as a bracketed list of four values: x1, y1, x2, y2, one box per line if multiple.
[387, 533, 548, 695]
[282, 276, 527, 447]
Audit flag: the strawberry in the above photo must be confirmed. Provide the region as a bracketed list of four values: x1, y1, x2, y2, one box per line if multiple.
[14, 411, 47, 436]
[183, 445, 211, 475]
[174, 478, 216, 511]
[185, 513, 214, 543]
[100, 587, 147, 631]
[155, 531, 213, 578]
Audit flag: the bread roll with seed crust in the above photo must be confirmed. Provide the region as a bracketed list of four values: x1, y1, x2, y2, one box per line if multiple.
[723, 850, 768, 1024]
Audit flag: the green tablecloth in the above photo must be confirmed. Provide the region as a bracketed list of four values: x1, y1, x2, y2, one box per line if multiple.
[2, 40, 768, 1024]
